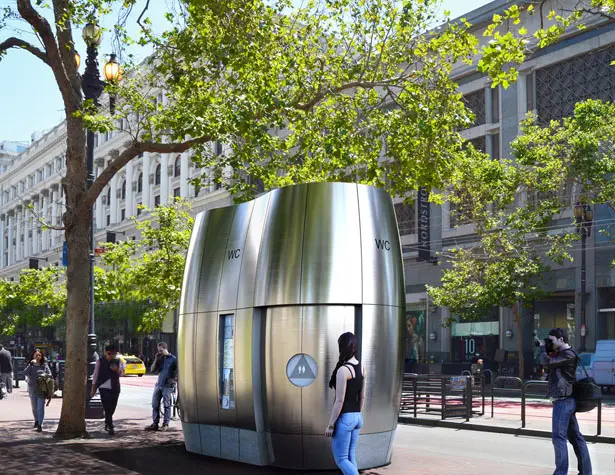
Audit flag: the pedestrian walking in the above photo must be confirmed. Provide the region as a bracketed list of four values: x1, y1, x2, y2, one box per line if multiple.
[92, 344, 125, 436]
[0, 343, 13, 394]
[23, 349, 52, 432]
[145, 342, 177, 432]
[325, 332, 366, 475]
[539, 328, 592, 475]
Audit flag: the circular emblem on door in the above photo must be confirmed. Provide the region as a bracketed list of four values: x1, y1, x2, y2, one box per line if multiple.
[286, 353, 318, 387]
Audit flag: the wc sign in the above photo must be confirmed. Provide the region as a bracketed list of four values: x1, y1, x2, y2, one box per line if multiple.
[286, 353, 318, 387]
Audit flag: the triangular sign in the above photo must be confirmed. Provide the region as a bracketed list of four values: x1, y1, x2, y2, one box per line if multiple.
[289, 354, 316, 380]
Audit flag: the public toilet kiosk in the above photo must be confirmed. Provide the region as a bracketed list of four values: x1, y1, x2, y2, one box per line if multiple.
[178, 182, 406, 470]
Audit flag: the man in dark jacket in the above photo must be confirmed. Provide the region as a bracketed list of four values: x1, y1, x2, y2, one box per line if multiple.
[145, 342, 177, 432]
[0, 344, 13, 394]
[92, 344, 125, 435]
[539, 328, 592, 475]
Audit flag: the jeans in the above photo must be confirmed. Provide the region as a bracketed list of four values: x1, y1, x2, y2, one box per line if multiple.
[552, 397, 592, 475]
[28, 386, 45, 425]
[100, 389, 120, 429]
[1, 373, 12, 393]
[332, 412, 363, 475]
[152, 384, 174, 425]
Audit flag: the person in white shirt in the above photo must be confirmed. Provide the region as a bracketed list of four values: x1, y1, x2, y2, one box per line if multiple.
[91, 344, 125, 435]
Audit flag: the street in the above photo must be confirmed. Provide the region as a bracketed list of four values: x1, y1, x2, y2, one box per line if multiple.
[1, 375, 614, 474]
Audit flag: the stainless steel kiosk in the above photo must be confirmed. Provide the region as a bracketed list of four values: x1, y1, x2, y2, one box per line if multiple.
[178, 182, 405, 470]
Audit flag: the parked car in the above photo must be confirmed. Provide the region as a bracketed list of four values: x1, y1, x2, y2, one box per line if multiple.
[118, 354, 146, 377]
[575, 352, 595, 381]
[593, 340, 615, 391]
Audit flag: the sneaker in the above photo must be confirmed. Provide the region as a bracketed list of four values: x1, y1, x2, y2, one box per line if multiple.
[160, 424, 169, 432]
[33, 422, 38, 429]
[36, 424, 42, 432]
[144, 423, 159, 431]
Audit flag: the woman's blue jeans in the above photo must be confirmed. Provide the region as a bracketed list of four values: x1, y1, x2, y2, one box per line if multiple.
[552, 397, 592, 475]
[332, 412, 363, 475]
[28, 386, 45, 425]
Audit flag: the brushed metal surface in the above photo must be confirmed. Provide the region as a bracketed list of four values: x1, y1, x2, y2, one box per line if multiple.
[357, 185, 405, 307]
[195, 311, 221, 425]
[234, 308, 255, 430]
[237, 193, 271, 309]
[254, 186, 307, 307]
[300, 183, 362, 304]
[264, 306, 302, 434]
[360, 304, 404, 434]
[218, 201, 254, 312]
[179, 213, 207, 315]
[197, 207, 235, 312]
[300, 305, 355, 435]
[178, 312, 198, 423]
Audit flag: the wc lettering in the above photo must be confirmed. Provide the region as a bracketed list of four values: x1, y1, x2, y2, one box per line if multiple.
[375, 239, 391, 251]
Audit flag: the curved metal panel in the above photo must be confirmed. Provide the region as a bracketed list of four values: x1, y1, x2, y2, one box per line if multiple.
[197, 207, 235, 312]
[254, 186, 307, 307]
[179, 213, 208, 315]
[300, 183, 362, 304]
[360, 304, 404, 434]
[178, 312, 198, 423]
[264, 306, 302, 434]
[300, 305, 355, 435]
[218, 201, 255, 312]
[357, 185, 405, 307]
[195, 311, 220, 425]
[237, 193, 271, 309]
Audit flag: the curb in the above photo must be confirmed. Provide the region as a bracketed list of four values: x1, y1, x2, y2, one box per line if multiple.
[398, 416, 615, 444]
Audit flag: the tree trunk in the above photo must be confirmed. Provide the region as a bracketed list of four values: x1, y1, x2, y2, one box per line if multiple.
[513, 302, 524, 380]
[55, 117, 90, 438]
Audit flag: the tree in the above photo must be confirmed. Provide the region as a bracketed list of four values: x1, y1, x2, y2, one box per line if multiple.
[95, 199, 193, 332]
[0, 0, 530, 437]
[428, 99, 615, 377]
[0, 267, 66, 336]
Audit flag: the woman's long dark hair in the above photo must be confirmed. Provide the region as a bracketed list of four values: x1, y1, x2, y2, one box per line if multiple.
[29, 349, 47, 365]
[329, 332, 358, 389]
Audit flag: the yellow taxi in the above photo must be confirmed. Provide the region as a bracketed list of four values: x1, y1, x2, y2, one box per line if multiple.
[118, 354, 146, 377]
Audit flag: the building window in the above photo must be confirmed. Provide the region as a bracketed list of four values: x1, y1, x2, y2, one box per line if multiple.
[154, 164, 161, 186]
[173, 187, 181, 198]
[106, 187, 111, 205]
[463, 89, 486, 127]
[536, 46, 615, 122]
[174, 156, 181, 178]
[491, 86, 499, 123]
[449, 191, 474, 228]
[121, 208, 126, 221]
[121, 180, 126, 200]
[137, 172, 143, 193]
[467, 135, 486, 153]
[137, 203, 142, 216]
[219, 314, 235, 410]
[394, 202, 416, 236]
[154, 195, 160, 207]
[106, 215, 110, 226]
[490, 134, 500, 160]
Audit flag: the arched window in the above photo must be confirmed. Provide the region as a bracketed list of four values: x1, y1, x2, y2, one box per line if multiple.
[174, 156, 181, 178]
[137, 172, 143, 193]
[154, 164, 161, 185]
[121, 180, 126, 200]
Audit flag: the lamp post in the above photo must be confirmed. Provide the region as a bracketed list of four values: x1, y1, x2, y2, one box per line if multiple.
[574, 202, 593, 352]
[79, 21, 122, 418]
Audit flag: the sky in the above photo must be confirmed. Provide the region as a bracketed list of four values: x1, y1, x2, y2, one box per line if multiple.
[0, 0, 494, 143]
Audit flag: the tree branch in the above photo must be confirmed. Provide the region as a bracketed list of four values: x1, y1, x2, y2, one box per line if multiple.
[84, 136, 212, 209]
[0, 37, 49, 64]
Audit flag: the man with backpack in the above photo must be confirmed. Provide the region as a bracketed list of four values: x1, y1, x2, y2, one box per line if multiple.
[92, 344, 125, 436]
[538, 328, 592, 475]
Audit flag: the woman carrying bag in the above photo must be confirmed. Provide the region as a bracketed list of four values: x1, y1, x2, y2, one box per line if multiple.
[24, 349, 52, 432]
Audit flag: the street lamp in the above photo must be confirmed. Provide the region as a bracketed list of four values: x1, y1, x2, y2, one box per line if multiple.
[574, 202, 593, 352]
[78, 21, 122, 419]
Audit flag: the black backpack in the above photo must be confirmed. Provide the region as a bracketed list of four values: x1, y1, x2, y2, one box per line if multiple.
[572, 349, 601, 413]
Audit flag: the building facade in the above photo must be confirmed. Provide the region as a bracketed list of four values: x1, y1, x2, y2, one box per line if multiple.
[402, 0, 615, 374]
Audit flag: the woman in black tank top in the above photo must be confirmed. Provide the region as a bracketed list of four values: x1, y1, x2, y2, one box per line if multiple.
[325, 332, 366, 475]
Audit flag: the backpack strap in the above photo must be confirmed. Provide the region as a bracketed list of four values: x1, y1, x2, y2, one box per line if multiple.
[570, 348, 590, 380]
